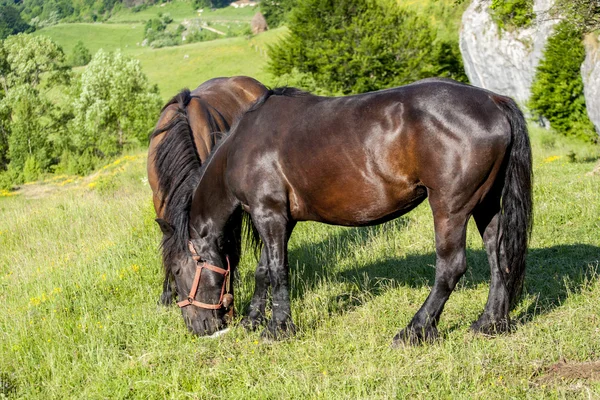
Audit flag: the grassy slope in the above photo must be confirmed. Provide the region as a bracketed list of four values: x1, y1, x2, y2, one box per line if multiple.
[0, 128, 599, 398]
[33, 23, 145, 56]
[5, 1, 599, 398]
[107, 1, 256, 24]
[134, 28, 284, 100]
[36, 23, 284, 101]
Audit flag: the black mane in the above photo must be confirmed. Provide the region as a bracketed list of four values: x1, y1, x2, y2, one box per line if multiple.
[245, 86, 310, 114]
[152, 89, 223, 275]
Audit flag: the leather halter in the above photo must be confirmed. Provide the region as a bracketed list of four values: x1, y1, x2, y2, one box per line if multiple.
[177, 241, 232, 310]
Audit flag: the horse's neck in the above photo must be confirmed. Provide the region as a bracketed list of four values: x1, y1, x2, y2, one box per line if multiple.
[190, 137, 237, 230]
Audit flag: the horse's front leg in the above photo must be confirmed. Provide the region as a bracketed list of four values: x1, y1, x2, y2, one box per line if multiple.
[393, 208, 469, 346]
[252, 208, 296, 340]
[241, 248, 270, 330]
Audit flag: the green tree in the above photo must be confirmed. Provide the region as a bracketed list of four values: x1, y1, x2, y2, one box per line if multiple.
[5, 86, 52, 178]
[70, 40, 91, 66]
[260, 0, 296, 28]
[268, 0, 465, 95]
[529, 22, 596, 142]
[548, 0, 600, 34]
[0, 35, 70, 182]
[0, 4, 33, 39]
[2, 33, 69, 89]
[72, 49, 162, 157]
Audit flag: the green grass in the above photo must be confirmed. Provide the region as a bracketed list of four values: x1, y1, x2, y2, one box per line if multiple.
[107, 1, 256, 24]
[134, 28, 284, 100]
[1, 129, 599, 398]
[108, 0, 198, 23]
[34, 23, 145, 56]
[35, 22, 285, 101]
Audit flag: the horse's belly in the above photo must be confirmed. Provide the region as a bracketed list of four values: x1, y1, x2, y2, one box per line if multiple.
[290, 180, 427, 226]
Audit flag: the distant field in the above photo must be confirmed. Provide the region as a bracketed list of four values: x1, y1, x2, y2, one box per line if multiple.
[34, 23, 144, 56]
[108, 1, 256, 24]
[130, 27, 284, 100]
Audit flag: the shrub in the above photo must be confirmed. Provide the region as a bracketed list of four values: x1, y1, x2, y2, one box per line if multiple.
[70, 41, 92, 67]
[529, 22, 596, 142]
[23, 156, 42, 182]
[489, 0, 535, 31]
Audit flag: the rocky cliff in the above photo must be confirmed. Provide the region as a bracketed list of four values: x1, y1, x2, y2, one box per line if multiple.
[582, 34, 600, 134]
[459, 0, 557, 105]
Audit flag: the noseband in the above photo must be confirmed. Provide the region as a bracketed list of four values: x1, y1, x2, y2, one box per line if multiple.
[177, 241, 232, 311]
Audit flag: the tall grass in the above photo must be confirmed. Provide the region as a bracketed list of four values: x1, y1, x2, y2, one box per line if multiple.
[1, 128, 599, 398]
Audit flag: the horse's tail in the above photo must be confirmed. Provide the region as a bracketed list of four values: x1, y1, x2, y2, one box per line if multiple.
[495, 96, 533, 309]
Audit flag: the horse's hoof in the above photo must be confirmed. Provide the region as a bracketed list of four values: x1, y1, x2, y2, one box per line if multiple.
[392, 325, 438, 347]
[470, 315, 511, 335]
[260, 320, 297, 341]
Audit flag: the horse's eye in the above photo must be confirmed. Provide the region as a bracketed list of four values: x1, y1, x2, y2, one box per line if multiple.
[173, 268, 182, 276]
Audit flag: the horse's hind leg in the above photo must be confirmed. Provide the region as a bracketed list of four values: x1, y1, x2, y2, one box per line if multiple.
[393, 207, 469, 346]
[471, 199, 510, 334]
[241, 248, 270, 330]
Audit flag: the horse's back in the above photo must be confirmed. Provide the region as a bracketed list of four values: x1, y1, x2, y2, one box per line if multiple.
[148, 76, 268, 216]
[228, 79, 514, 225]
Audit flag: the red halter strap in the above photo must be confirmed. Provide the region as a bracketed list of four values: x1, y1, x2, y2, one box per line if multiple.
[177, 241, 231, 310]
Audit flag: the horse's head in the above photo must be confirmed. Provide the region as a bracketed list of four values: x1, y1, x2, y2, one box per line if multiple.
[156, 218, 235, 336]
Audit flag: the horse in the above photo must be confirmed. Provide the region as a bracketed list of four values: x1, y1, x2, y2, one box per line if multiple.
[163, 78, 533, 345]
[147, 76, 268, 307]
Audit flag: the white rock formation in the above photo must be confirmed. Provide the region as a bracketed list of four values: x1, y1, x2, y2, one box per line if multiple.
[459, 0, 558, 104]
[582, 34, 600, 135]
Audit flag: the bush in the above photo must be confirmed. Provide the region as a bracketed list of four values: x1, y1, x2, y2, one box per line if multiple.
[23, 156, 42, 182]
[70, 41, 91, 67]
[71, 49, 162, 157]
[268, 0, 467, 95]
[260, 0, 296, 28]
[185, 28, 220, 44]
[529, 22, 596, 142]
[489, 0, 535, 31]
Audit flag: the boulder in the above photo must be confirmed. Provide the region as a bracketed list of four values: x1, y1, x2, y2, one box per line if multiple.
[582, 34, 600, 136]
[459, 0, 558, 104]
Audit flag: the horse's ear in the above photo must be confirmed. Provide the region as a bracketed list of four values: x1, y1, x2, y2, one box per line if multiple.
[155, 218, 174, 236]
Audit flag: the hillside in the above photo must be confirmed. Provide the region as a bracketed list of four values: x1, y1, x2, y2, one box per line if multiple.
[33, 0, 466, 101]
[1, 127, 599, 397]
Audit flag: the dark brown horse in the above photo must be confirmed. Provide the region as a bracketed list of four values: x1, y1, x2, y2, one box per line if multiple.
[163, 78, 533, 345]
[148, 76, 268, 306]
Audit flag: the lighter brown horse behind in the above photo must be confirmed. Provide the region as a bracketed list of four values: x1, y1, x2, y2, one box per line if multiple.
[147, 76, 268, 306]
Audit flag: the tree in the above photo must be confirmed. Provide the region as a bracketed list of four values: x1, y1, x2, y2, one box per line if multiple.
[70, 40, 91, 66]
[72, 49, 162, 157]
[529, 21, 596, 142]
[268, 0, 466, 95]
[260, 0, 296, 28]
[2, 33, 69, 89]
[547, 0, 600, 34]
[0, 4, 33, 39]
[0, 35, 70, 182]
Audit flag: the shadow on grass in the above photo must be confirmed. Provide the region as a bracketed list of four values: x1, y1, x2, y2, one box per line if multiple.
[273, 220, 600, 332]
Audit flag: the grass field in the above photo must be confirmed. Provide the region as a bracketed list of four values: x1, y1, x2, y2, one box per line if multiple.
[107, 1, 256, 24]
[0, 127, 599, 398]
[34, 23, 145, 56]
[36, 22, 285, 101]
[6, 1, 600, 397]
[134, 28, 285, 100]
